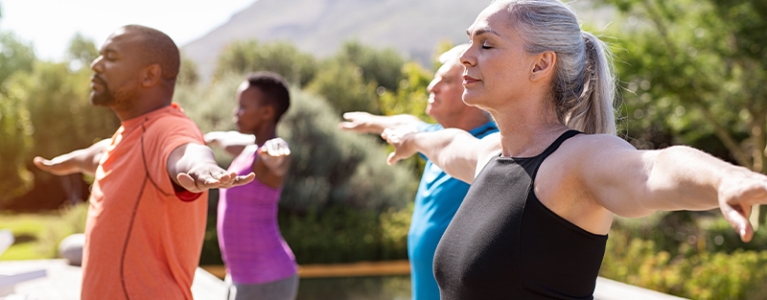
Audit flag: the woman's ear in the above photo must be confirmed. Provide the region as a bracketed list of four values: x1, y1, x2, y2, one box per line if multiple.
[261, 105, 276, 122]
[530, 51, 556, 81]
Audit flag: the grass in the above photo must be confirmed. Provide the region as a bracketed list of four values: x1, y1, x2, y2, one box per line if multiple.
[0, 203, 88, 261]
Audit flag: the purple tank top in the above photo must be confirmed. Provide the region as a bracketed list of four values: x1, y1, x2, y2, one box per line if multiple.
[217, 145, 297, 284]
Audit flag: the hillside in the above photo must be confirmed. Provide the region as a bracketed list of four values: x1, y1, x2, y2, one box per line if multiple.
[182, 0, 614, 81]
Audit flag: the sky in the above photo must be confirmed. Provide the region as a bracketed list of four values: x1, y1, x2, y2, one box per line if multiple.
[0, 0, 256, 61]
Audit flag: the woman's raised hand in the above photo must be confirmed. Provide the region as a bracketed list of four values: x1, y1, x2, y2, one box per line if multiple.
[257, 138, 291, 172]
[381, 127, 420, 165]
[717, 170, 767, 242]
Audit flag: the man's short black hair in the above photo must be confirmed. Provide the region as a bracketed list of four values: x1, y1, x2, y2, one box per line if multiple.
[122, 25, 180, 82]
[246, 71, 291, 123]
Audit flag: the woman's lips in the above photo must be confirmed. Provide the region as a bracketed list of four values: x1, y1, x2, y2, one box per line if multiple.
[463, 75, 480, 85]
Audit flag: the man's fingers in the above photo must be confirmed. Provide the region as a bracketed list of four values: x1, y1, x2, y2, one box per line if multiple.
[721, 203, 754, 242]
[177, 173, 200, 193]
[232, 173, 256, 186]
[33, 157, 51, 170]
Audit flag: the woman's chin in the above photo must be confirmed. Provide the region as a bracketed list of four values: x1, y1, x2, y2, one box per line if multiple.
[462, 93, 483, 107]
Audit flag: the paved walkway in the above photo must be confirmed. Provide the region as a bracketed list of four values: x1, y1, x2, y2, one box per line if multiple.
[0, 259, 227, 300]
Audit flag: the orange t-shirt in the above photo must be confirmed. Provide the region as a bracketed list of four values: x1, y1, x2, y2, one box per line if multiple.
[81, 104, 208, 300]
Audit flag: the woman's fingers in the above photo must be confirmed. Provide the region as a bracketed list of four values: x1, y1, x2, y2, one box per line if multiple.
[720, 202, 754, 242]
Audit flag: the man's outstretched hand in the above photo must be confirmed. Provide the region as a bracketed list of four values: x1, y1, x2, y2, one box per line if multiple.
[169, 143, 255, 193]
[33, 156, 80, 176]
[176, 163, 255, 193]
[339, 112, 381, 134]
[32, 139, 110, 176]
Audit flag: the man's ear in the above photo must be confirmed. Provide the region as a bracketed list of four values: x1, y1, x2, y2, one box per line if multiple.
[141, 64, 162, 87]
[530, 51, 556, 81]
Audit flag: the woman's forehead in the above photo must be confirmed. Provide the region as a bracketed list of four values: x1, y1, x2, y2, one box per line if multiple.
[468, 4, 510, 37]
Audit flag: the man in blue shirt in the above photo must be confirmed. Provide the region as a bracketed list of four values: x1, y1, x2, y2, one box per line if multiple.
[340, 44, 498, 300]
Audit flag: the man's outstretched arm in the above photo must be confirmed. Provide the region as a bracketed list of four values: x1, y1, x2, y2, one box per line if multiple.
[339, 112, 422, 134]
[167, 143, 255, 193]
[33, 139, 111, 176]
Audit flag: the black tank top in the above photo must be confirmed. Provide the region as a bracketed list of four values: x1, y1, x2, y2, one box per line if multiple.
[433, 130, 607, 300]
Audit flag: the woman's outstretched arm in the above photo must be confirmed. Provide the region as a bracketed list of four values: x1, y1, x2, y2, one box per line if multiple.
[575, 134, 767, 242]
[382, 127, 501, 184]
[204, 131, 256, 156]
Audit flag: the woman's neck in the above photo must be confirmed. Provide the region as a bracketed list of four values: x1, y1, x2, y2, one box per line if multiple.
[489, 98, 568, 158]
[254, 123, 277, 147]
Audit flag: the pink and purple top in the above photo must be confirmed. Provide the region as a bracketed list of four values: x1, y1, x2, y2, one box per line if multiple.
[217, 145, 297, 284]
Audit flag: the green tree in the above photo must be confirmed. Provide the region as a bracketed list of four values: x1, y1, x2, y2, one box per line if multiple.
[0, 84, 34, 202]
[0, 13, 36, 202]
[379, 62, 434, 122]
[600, 0, 767, 173]
[66, 33, 98, 69]
[306, 60, 380, 114]
[20, 62, 120, 159]
[335, 40, 406, 92]
[0, 32, 35, 90]
[215, 40, 317, 87]
[177, 55, 199, 86]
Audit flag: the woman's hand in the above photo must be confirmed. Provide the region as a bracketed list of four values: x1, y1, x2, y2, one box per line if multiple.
[257, 138, 291, 176]
[381, 126, 420, 165]
[717, 169, 767, 242]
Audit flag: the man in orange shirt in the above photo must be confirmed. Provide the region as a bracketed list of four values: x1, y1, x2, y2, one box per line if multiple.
[33, 25, 254, 299]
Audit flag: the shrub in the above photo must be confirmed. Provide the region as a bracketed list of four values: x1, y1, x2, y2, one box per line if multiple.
[601, 225, 767, 300]
[215, 40, 317, 87]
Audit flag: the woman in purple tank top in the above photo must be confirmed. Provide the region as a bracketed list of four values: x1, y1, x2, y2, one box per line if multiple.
[205, 72, 298, 300]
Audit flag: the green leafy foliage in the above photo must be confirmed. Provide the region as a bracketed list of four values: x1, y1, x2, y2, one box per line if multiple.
[305, 60, 380, 115]
[13, 62, 120, 160]
[177, 55, 200, 86]
[215, 40, 317, 87]
[0, 61, 119, 207]
[0, 85, 34, 202]
[279, 204, 412, 264]
[0, 32, 35, 89]
[66, 33, 98, 69]
[334, 40, 406, 92]
[599, 0, 767, 173]
[601, 227, 767, 299]
[379, 62, 433, 122]
[278, 89, 417, 212]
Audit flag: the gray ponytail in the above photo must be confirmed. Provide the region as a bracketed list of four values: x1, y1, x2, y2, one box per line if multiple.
[496, 0, 616, 134]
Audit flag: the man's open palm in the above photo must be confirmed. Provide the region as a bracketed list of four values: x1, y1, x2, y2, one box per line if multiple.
[177, 164, 255, 193]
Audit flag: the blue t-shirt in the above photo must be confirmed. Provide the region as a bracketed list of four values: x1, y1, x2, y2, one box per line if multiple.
[408, 121, 498, 300]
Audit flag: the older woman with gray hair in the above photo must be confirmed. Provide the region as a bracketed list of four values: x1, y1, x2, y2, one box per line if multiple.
[382, 0, 767, 299]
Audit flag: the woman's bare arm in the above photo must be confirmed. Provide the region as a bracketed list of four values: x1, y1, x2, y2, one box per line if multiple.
[204, 131, 255, 156]
[575, 134, 767, 242]
[382, 127, 500, 184]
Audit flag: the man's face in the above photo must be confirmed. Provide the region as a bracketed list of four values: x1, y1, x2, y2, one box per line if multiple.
[426, 62, 466, 123]
[89, 29, 144, 109]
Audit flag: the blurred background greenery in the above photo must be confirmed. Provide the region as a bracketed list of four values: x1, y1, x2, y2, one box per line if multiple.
[1, 0, 767, 299]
